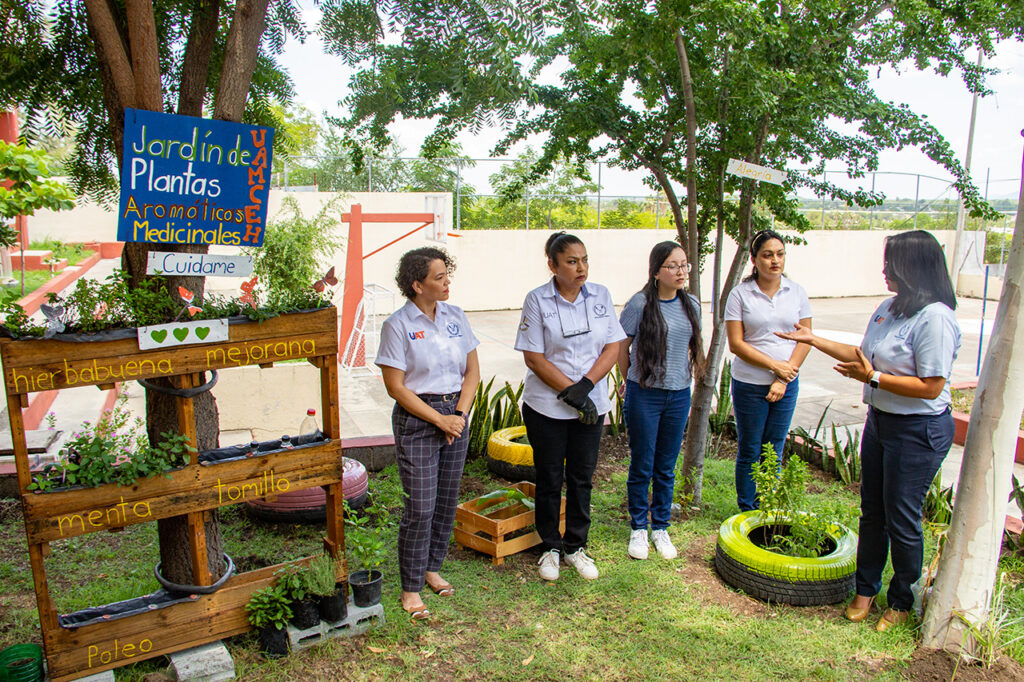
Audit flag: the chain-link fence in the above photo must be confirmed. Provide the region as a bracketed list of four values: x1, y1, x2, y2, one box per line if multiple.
[272, 155, 1018, 259]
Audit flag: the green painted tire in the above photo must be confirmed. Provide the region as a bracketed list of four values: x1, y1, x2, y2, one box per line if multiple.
[715, 510, 857, 606]
[486, 426, 536, 482]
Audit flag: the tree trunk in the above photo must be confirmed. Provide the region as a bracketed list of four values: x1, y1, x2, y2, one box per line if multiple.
[921, 144, 1024, 651]
[674, 32, 700, 302]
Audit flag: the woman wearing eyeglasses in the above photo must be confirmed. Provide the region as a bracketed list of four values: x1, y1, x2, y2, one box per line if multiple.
[514, 231, 626, 582]
[724, 229, 812, 511]
[617, 241, 704, 560]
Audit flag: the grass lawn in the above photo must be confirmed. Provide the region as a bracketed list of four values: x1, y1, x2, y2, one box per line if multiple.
[2, 437, 1023, 680]
[0, 270, 54, 306]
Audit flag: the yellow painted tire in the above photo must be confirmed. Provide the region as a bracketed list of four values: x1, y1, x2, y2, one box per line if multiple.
[715, 510, 857, 605]
[486, 426, 535, 482]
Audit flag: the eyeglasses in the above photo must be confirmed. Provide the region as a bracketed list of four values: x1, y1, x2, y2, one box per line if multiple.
[557, 300, 591, 338]
[661, 263, 691, 273]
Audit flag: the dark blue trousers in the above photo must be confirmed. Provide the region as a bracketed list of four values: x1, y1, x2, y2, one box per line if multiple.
[624, 381, 690, 531]
[731, 377, 799, 511]
[855, 407, 952, 611]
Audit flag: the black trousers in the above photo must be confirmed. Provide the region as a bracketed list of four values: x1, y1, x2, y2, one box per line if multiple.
[523, 402, 604, 554]
[856, 407, 952, 611]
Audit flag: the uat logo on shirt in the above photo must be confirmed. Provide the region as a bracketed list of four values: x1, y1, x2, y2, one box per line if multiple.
[408, 330, 425, 340]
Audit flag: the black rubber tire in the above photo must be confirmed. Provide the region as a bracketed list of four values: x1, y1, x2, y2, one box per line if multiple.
[485, 455, 536, 482]
[715, 544, 854, 606]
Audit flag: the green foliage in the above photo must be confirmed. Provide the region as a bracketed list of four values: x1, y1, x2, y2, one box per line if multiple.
[244, 197, 343, 305]
[607, 365, 626, 437]
[27, 395, 194, 492]
[305, 553, 339, 598]
[831, 423, 861, 486]
[476, 486, 536, 513]
[750, 445, 839, 558]
[790, 401, 832, 468]
[245, 585, 293, 630]
[29, 238, 91, 266]
[953, 574, 1024, 668]
[273, 564, 309, 602]
[709, 359, 733, 435]
[468, 377, 525, 458]
[344, 497, 392, 571]
[0, 141, 74, 247]
[924, 472, 954, 527]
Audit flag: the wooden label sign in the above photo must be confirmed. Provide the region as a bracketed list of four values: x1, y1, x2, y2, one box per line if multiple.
[726, 158, 788, 186]
[137, 319, 229, 350]
[147, 252, 254, 277]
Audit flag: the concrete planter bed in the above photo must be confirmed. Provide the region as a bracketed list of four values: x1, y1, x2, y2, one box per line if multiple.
[950, 380, 1024, 465]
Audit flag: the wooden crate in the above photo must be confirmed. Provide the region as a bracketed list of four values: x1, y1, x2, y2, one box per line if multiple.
[0, 306, 349, 681]
[453, 481, 565, 565]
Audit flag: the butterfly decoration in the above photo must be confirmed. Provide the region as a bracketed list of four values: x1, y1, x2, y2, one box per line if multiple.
[177, 287, 202, 317]
[239, 276, 258, 308]
[312, 266, 338, 294]
[40, 304, 65, 339]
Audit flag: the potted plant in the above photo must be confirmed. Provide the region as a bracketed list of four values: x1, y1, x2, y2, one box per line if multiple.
[345, 499, 389, 607]
[307, 552, 347, 623]
[245, 585, 292, 657]
[714, 445, 858, 606]
[274, 564, 319, 629]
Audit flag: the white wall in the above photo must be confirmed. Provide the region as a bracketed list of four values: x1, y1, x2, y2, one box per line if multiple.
[28, 189, 965, 311]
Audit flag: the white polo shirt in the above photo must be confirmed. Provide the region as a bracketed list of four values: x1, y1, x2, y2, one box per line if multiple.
[514, 279, 627, 420]
[724, 276, 812, 385]
[375, 300, 480, 395]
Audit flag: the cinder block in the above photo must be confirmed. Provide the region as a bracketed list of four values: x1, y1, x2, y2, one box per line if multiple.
[168, 640, 236, 681]
[286, 598, 385, 651]
[75, 671, 116, 682]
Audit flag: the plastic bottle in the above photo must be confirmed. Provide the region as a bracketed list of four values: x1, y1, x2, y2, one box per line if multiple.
[247, 440, 260, 457]
[280, 435, 294, 450]
[299, 408, 319, 443]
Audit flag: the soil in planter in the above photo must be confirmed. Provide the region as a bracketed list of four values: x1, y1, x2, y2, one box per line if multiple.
[748, 523, 838, 558]
[952, 387, 1024, 430]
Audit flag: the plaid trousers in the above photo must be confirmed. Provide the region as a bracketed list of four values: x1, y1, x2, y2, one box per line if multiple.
[392, 394, 469, 592]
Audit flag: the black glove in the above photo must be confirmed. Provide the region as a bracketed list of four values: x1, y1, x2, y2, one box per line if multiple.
[557, 377, 594, 410]
[575, 397, 599, 425]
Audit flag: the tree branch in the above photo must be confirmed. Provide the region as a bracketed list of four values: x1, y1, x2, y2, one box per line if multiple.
[178, 0, 222, 116]
[126, 0, 162, 111]
[213, 0, 272, 121]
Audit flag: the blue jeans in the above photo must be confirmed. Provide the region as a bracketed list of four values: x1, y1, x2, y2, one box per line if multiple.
[732, 377, 799, 511]
[856, 407, 952, 611]
[625, 381, 691, 530]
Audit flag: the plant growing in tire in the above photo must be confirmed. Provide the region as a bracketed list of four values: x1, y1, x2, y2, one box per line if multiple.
[715, 445, 858, 606]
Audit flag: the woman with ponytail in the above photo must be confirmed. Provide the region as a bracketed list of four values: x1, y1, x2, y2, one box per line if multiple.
[724, 229, 812, 512]
[617, 241, 704, 560]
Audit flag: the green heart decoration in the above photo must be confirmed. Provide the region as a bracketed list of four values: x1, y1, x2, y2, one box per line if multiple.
[195, 326, 211, 340]
[151, 329, 168, 344]
[173, 328, 189, 342]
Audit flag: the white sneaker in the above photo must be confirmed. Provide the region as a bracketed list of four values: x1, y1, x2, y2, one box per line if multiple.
[651, 529, 678, 560]
[628, 529, 649, 560]
[564, 548, 599, 580]
[538, 549, 560, 581]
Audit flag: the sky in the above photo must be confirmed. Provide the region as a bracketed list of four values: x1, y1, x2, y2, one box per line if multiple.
[277, 4, 1024, 202]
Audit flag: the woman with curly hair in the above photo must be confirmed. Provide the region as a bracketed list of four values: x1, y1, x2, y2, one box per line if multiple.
[376, 246, 480, 620]
[617, 241, 704, 560]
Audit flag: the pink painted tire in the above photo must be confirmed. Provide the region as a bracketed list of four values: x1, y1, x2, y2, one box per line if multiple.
[247, 457, 368, 523]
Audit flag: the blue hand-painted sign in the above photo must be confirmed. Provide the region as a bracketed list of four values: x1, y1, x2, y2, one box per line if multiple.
[117, 108, 274, 246]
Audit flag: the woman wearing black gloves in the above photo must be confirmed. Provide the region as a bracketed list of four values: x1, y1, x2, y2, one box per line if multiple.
[514, 232, 626, 581]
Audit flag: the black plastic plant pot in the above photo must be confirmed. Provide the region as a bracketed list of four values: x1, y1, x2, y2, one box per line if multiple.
[290, 597, 320, 629]
[317, 584, 348, 623]
[257, 625, 289, 658]
[0, 643, 44, 682]
[349, 569, 383, 607]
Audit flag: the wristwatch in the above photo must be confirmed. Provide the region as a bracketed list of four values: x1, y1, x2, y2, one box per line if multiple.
[454, 410, 466, 418]
[868, 371, 882, 389]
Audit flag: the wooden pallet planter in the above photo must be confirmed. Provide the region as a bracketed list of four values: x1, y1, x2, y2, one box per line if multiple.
[1, 306, 348, 681]
[453, 481, 565, 565]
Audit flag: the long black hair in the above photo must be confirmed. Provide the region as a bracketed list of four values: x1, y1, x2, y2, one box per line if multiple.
[634, 241, 704, 387]
[885, 230, 957, 317]
[743, 229, 786, 282]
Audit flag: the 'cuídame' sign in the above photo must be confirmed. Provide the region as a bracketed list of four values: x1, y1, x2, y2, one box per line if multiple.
[146, 251, 254, 277]
[726, 158, 788, 186]
[117, 108, 274, 247]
